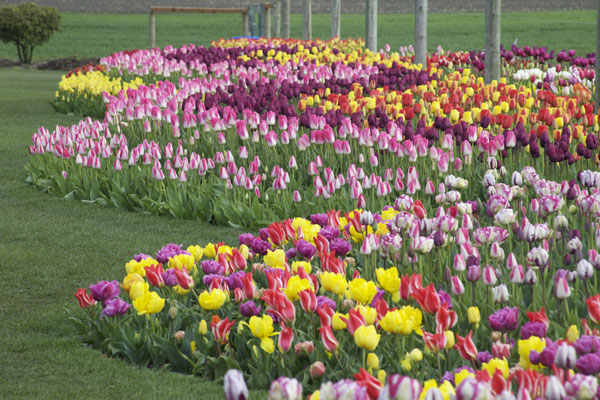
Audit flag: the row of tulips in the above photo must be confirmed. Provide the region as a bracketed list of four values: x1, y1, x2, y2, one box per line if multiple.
[28, 38, 600, 228]
[71, 158, 600, 397]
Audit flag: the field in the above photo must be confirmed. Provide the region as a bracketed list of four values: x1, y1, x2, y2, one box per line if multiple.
[0, 10, 596, 399]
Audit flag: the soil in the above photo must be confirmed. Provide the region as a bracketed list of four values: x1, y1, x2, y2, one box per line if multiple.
[0, 56, 101, 71]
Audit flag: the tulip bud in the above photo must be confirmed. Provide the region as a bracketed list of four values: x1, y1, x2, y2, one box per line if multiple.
[554, 343, 577, 369]
[367, 353, 379, 370]
[224, 369, 249, 400]
[545, 376, 566, 400]
[482, 265, 498, 285]
[512, 171, 523, 186]
[467, 307, 481, 325]
[451, 276, 465, 296]
[198, 320, 208, 335]
[467, 265, 481, 282]
[554, 277, 571, 299]
[309, 361, 325, 379]
[492, 284, 510, 303]
[577, 259, 594, 280]
[524, 268, 538, 285]
[269, 377, 302, 400]
[174, 330, 185, 343]
[566, 325, 579, 343]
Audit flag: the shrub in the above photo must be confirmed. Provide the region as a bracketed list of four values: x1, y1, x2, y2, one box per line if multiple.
[0, 3, 61, 64]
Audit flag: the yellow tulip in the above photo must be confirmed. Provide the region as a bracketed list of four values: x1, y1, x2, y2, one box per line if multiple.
[518, 337, 546, 369]
[321, 272, 347, 295]
[248, 314, 276, 340]
[376, 267, 401, 293]
[291, 260, 312, 274]
[284, 276, 311, 300]
[169, 253, 196, 273]
[129, 280, 149, 300]
[264, 249, 286, 269]
[133, 291, 165, 315]
[333, 313, 348, 330]
[467, 306, 480, 325]
[454, 368, 474, 387]
[348, 278, 377, 304]
[203, 243, 217, 258]
[260, 337, 275, 354]
[198, 320, 207, 335]
[357, 305, 377, 325]
[482, 357, 510, 378]
[354, 325, 380, 351]
[367, 352, 379, 370]
[566, 325, 579, 343]
[122, 272, 143, 292]
[186, 245, 203, 262]
[198, 288, 227, 310]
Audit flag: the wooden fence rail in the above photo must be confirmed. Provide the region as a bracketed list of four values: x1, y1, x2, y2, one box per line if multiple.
[148, 4, 273, 48]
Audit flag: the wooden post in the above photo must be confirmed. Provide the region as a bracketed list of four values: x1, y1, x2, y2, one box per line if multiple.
[366, 0, 377, 52]
[249, 6, 256, 36]
[265, 4, 271, 38]
[596, 0, 600, 112]
[414, 0, 427, 67]
[303, 0, 312, 40]
[281, 0, 290, 38]
[258, 5, 265, 36]
[242, 10, 249, 36]
[273, 0, 280, 37]
[331, 0, 340, 38]
[149, 10, 155, 48]
[484, 0, 501, 84]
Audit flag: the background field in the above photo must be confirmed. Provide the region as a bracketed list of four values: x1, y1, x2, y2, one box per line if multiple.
[0, 10, 596, 399]
[0, 11, 595, 62]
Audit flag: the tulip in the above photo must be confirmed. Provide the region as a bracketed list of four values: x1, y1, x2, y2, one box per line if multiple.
[210, 316, 235, 345]
[585, 294, 600, 325]
[268, 377, 302, 400]
[379, 375, 422, 400]
[279, 324, 294, 353]
[467, 307, 481, 325]
[89, 280, 120, 302]
[545, 376, 566, 400]
[492, 284, 510, 303]
[132, 291, 165, 315]
[354, 325, 380, 351]
[224, 369, 248, 400]
[554, 343, 577, 369]
[455, 330, 478, 361]
[74, 288, 96, 308]
[319, 325, 338, 353]
[310, 361, 325, 379]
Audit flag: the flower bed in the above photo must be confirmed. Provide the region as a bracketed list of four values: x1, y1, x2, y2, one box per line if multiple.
[27, 38, 600, 229]
[71, 156, 600, 397]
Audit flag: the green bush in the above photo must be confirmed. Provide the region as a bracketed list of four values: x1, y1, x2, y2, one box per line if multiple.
[0, 3, 61, 64]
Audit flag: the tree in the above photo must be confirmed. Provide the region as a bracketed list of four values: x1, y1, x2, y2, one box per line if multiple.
[0, 3, 61, 64]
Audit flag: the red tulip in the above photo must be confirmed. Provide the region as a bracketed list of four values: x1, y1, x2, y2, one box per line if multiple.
[455, 330, 478, 360]
[74, 288, 96, 308]
[526, 306, 549, 328]
[242, 272, 257, 299]
[413, 200, 427, 219]
[412, 283, 441, 314]
[210, 315, 235, 345]
[299, 289, 317, 313]
[316, 303, 335, 327]
[435, 303, 458, 331]
[278, 323, 294, 353]
[423, 326, 447, 353]
[230, 248, 247, 271]
[145, 264, 165, 288]
[586, 294, 600, 325]
[261, 289, 296, 323]
[340, 308, 367, 336]
[267, 222, 286, 246]
[490, 369, 507, 395]
[353, 368, 383, 400]
[319, 325, 338, 353]
[174, 267, 194, 290]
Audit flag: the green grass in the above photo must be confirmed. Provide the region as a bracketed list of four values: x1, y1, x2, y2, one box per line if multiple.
[0, 9, 595, 399]
[0, 68, 268, 398]
[0, 11, 595, 62]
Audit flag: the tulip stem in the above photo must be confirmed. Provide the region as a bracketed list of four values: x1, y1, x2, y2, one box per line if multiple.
[362, 348, 367, 371]
[436, 352, 442, 379]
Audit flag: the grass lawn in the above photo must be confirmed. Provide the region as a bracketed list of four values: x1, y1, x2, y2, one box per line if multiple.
[0, 9, 595, 399]
[0, 11, 595, 62]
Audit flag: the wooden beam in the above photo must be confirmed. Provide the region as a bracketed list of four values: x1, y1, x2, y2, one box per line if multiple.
[149, 10, 155, 48]
[273, 0, 280, 37]
[265, 3, 271, 38]
[150, 6, 248, 14]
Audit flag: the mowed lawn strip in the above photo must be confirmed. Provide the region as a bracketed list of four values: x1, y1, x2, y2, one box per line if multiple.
[0, 68, 270, 398]
[0, 11, 594, 62]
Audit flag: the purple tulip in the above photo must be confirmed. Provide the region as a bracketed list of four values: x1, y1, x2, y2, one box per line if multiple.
[319, 226, 339, 241]
[133, 253, 152, 262]
[201, 260, 225, 275]
[575, 352, 600, 375]
[565, 373, 598, 399]
[521, 322, 547, 339]
[330, 238, 352, 256]
[156, 243, 187, 263]
[488, 307, 519, 331]
[316, 296, 336, 311]
[574, 336, 600, 355]
[163, 269, 178, 286]
[296, 240, 316, 259]
[89, 280, 120, 302]
[101, 298, 131, 317]
[240, 301, 261, 317]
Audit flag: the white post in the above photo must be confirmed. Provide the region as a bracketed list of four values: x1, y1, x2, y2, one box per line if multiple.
[484, 0, 501, 84]
[149, 10, 155, 48]
[596, 0, 600, 112]
[273, 0, 281, 37]
[366, 0, 377, 52]
[414, 0, 427, 67]
[303, 0, 312, 40]
[281, 0, 290, 38]
[331, 0, 341, 38]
